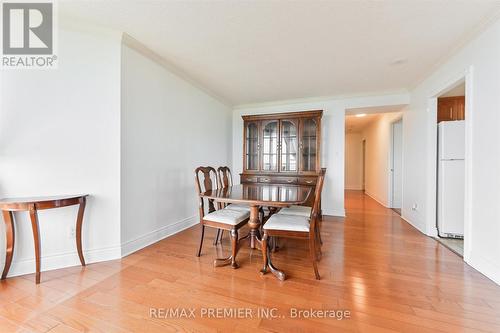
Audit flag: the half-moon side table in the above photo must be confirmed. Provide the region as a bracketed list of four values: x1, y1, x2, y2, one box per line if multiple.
[0, 194, 88, 284]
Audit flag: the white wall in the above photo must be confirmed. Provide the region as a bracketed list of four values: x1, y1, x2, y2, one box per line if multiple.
[233, 93, 409, 217]
[0, 26, 123, 277]
[362, 113, 402, 206]
[403, 18, 500, 284]
[344, 132, 363, 190]
[0, 23, 233, 276]
[120, 42, 233, 255]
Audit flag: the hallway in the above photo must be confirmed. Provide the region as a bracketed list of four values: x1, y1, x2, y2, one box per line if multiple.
[1, 191, 499, 332]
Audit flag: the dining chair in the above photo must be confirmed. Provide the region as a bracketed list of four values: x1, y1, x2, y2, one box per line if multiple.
[277, 168, 326, 247]
[213, 166, 251, 244]
[194, 166, 249, 268]
[260, 168, 326, 280]
[217, 166, 251, 212]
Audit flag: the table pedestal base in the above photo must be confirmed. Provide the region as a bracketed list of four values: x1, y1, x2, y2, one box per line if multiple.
[260, 234, 286, 281]
[214, 256, 239, 269]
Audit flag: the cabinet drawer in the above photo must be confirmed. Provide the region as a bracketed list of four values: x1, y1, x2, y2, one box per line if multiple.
[258, 176, 273, 183]
[276, 177, 298, 185]
[259, 176, 298, 184]
[241, 175, 258, 183]
[298, 177, 317, 185]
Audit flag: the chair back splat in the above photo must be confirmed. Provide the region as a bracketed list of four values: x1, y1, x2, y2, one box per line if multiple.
[217, 166, 233, 189]
[194, 166, 218, 218]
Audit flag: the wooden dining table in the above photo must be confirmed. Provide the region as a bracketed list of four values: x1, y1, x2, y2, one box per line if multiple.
[200, 183, 312, 280]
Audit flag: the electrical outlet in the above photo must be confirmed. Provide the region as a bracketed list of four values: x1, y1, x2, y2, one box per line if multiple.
[68, 226, 76, 239]
[411, 203, 418, 211]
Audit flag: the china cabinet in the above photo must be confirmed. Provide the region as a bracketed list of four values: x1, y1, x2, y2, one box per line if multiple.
[240, 110, 322, 207]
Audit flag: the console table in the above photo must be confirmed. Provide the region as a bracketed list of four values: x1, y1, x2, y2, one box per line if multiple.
[0, 194, 88, 284]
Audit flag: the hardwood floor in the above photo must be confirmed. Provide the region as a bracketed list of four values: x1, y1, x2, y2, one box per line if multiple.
[1, 190, 500, 332]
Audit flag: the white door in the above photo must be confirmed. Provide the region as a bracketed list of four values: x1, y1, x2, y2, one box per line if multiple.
[391, 119, 403, 208]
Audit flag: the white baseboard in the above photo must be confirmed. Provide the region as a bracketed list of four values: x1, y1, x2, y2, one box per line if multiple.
[121, 215, 198, 257]
[400, 214, 426, 234]
[1, 215, 199, 279]
[323, 209, 345, 217]
[400, 213, 500, 286]
[364, 191, 389, 208]
[1, 245, 121, 279]
[345, 186, 363, 191]
[467, 254, 500, 285]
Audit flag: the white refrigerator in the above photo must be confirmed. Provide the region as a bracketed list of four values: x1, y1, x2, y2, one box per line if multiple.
[437, 120, 465, 238]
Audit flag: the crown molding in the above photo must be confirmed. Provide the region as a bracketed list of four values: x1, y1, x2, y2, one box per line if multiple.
[121, 33, 232, 108]
[409, 9, 500, 91]
[233, 90, 409, 110]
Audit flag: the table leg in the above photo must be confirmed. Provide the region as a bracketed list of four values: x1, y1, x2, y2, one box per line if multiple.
[266, 249, 286, 281]
[1, 211, 15, 280]
[248, 205, 261, 249]
[29, 206, 41, 284]
[214, 228, 239, 268]
[260, 232, 286, 281]
[76, 197, 86, 266]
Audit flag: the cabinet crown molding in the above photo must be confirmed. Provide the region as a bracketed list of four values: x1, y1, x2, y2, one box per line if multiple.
[242, 110, 323, 121]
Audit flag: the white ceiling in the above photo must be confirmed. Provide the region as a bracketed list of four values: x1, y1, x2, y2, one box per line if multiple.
[60, 0, 500, 105]
[345, 111, 403, 133]
[346, 114, 381, 133]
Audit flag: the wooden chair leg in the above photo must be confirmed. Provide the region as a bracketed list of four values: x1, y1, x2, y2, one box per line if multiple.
[316, 241, 322, 261]
[271, 236, 279, 252]
[213, 229, 220, 245]
[318, 221, 323, 245]
[315, 225, 322, 261]
[196, 225, 205, 257]
[230, 228, 239, 269]
[260, 232, 268, 274]
[309, 236, 320, 280]
[213, 229, 224, 245]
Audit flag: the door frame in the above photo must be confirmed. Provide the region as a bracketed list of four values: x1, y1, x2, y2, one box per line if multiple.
[362, 139, 366, 191]
[388, 117, 403, 208]
[426, 66, 473, 262]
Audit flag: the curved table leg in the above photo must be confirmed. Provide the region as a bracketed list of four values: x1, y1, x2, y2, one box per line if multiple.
[29, 206, 41, 284]
[238, 232, 251, 242]
[260, 233, 268, 274]
[266, 248, 286, 281]
[76, 197, 86, 266]
[214, 228, 240, 269]
[259, 230, 286, 281]
[1, 211, 15, 280]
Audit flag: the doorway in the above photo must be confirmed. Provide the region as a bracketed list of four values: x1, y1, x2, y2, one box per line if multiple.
[390, 118, 403, 215]
[344, 106, 406, 209]
[435, 80, 466, 257]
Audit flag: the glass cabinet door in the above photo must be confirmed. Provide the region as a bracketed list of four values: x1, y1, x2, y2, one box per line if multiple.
[300, 118, 318, 172]
[261, 120, 278, 171]
[245, 121, 259, 170]
[280, 119, 298, 172]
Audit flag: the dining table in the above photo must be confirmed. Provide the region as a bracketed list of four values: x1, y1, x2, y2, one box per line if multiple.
[200, 183, 312, 280]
